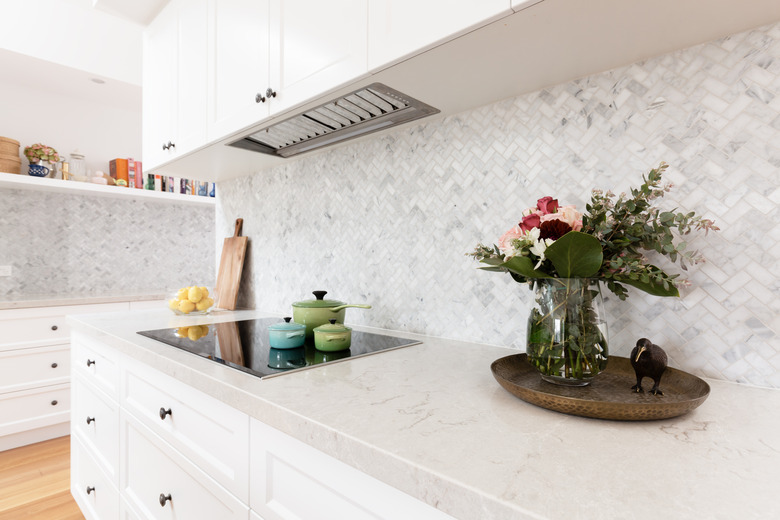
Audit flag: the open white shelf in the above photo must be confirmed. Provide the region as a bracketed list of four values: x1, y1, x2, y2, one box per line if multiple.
[0, 171, 215, 207]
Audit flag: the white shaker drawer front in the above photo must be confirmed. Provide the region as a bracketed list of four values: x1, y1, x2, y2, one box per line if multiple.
[122, 361, 250, 502]
[72, 376, 120, 481]
[72, 433, 120, 520]
[0, 384, 70, 437]
[120, 413, 249, 520]
[250, 419, 456, 520]
[0, 345, 69, 393]
[0, 315, 69, 349]
[72, 332, 120, 398]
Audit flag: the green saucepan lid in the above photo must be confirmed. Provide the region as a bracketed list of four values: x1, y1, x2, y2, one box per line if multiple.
[313, 319, 352, 333]
[291, 290, 346, 308]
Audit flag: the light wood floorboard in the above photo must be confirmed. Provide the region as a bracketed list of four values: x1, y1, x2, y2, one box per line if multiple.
[0, 436, 84, 520]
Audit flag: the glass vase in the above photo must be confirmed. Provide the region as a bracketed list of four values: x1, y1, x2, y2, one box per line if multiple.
[526, 278, 609, 386]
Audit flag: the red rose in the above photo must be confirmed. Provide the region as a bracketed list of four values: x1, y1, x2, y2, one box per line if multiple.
[519, 213, 541, 232]
[536, 196, 559, 215]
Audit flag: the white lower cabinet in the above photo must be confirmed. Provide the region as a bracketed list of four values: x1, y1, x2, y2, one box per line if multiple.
[249, 419, 455, 520]
[71, 331, 453, 520]
[72, 433, 120, 520]
[120, 411, 249, 520]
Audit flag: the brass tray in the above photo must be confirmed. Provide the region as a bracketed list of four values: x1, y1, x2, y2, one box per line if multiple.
[491, 354, 710, 421]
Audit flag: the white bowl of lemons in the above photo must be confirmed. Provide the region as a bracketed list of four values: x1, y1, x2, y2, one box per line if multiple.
[168, 286, 215, 315]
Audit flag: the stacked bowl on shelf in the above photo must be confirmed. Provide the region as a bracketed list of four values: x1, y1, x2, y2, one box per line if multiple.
[0, 136, 21, 174]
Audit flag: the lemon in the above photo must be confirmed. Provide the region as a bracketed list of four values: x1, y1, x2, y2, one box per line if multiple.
[168, 298, 180, 310]
[195, 297, 212, 311]
[188, 286, 203, 303]
[199, 287, 209, 298]
[178, 299, 196, 314]
[176, 287, 189, 300]
[200, 325, 210, 336]
[187, 327, 202, 341]
[176, 326, 189, 337]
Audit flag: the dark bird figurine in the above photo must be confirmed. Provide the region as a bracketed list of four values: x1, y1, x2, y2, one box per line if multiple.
[630, 338, 668, 396]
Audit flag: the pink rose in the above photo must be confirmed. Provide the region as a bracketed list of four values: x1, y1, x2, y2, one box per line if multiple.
[537, 196, 559, 215]
[519, 213, 541, 232]
[498, 226, 525, 256]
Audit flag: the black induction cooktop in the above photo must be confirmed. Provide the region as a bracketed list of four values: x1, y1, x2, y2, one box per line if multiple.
[137, 318, 420, 379]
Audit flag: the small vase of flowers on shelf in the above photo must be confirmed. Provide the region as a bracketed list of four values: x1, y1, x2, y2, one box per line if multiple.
[24, 143, 61, 177]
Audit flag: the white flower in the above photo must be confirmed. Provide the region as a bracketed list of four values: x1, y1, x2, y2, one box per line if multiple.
[529, 235, 555, 269]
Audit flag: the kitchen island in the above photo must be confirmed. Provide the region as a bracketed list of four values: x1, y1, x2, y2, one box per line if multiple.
[68, 309, 780, 520]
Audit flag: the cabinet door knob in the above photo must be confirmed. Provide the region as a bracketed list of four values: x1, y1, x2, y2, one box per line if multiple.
[159, 407, 172, 420]
[51, 362, 58, 368]
[255, 93, 266, 103]
[51, 400, 58, 406]
[266, 87, 277, 98]
[159, 493, 172, 507]
[51, 325, 58, 331]
[86, 416, 95, 424]
[86, 359, 95, 367]
[86, 486, 95, 495]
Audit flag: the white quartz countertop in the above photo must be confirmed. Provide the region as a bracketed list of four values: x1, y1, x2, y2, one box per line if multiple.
[0, 293, 166, 310]
[68, 309, 780, 520]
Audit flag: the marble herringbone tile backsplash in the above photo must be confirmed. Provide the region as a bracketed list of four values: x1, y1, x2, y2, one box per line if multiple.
[0, 191, 215, 298]
[219, 21, 780, 388]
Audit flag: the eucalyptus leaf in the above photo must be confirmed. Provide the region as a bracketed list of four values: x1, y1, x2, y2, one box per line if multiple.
[544, 232, 603, 277]
[613, 275, 680, 297]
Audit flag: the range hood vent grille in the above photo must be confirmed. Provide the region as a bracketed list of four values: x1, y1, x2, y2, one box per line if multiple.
[228, 83, 439, 158]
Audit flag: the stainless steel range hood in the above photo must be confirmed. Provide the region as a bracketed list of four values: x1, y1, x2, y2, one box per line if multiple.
[228, 83, 439, 158]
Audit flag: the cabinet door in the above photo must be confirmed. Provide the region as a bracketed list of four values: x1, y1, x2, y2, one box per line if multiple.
[143, 0, 178, 170]
[208, 0, 272, 141]
[368, 0, 512, 72]
[120, 412, 249, 520]
[0, 345, 69, 394]
[268, 0, 369, 115]
[250, 419, 456, 520]
[72, 434, 120, 520]
[175, 0, 209, 156]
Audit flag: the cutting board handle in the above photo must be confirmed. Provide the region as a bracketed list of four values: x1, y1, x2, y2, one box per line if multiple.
[234, 218, 243, 237]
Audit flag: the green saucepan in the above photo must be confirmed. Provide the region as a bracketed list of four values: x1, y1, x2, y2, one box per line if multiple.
[291, 291, 371, 339]
[313, 320, 352, 352]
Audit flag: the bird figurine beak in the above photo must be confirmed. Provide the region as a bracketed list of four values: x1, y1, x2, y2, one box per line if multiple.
[634, 345, 647, 362]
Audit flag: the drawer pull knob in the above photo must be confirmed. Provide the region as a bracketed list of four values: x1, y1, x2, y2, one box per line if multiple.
[255, 92, 266, 103]
[86, 416, 95, 424]
[159, 407, 172, 420]
[51, 362, 58, 368]
[86, 486, 95, 495]
[51, 400, 58, 406]
[159, 493, 172, 507]
[86, 359, 95, 367]
[266, 87, 277, 98]
[51, 325, 58, 331]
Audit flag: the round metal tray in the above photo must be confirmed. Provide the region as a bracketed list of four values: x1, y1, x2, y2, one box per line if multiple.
[491, 354, 710, 421]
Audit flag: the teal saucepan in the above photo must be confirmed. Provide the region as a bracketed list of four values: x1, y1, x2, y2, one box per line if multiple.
[268, 317, 306, 349]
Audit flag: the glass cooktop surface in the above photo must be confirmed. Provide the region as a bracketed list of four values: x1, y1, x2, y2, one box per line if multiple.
[137, 318, 420, 379]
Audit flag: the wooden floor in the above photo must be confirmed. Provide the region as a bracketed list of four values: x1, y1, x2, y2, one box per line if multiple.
[0, 436, 84, 520]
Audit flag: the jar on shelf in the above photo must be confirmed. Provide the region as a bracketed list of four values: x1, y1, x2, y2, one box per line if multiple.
[69, 151, 86, 180]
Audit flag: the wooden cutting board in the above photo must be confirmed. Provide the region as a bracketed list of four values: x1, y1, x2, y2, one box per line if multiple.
[215, 218, 248, 310]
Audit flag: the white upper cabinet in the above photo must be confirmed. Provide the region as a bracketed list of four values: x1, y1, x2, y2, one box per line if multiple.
[268, 0, 369, 115]
[207, 0, 272, 140]
[143, 0, 208, 170]
[367, 0, 512, 72]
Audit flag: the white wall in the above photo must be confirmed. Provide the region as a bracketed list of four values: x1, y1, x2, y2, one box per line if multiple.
[0, 0, 143, 85]
[216, 21, 780, 389]
[0, 60, 141, 174]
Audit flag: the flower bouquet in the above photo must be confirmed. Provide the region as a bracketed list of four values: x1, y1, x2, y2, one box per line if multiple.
[471, 163, 718, 384]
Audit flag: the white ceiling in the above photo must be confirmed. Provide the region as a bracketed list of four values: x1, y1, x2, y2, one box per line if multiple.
[59, 0, 169, 26]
